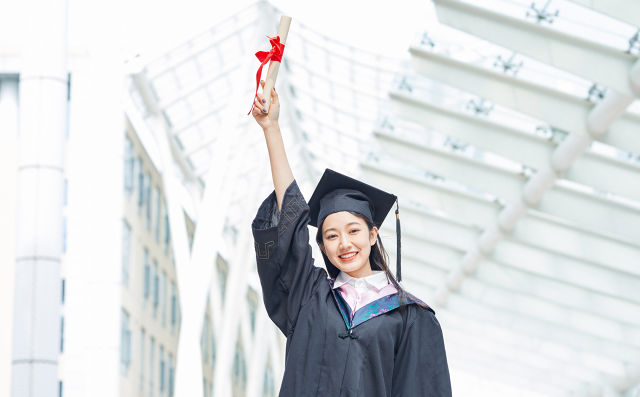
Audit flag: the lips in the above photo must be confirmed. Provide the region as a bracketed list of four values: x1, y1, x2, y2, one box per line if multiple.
[338, 252, 358, 262]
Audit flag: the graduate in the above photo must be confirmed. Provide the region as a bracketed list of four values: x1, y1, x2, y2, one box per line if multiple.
[251, 81, 452, 396]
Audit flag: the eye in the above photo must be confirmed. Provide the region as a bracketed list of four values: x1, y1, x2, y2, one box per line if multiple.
[350, 229, 360, 234]
[326, 234, 337, 239]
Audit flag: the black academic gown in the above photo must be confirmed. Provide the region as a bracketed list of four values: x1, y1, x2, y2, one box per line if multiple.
[252, 180, 452, 397]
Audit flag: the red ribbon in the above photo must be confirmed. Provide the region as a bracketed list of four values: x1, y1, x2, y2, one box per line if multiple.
[248, 36, 285, 115]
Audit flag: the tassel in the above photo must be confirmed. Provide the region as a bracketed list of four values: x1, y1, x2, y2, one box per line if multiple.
[395, 199, 402, 282]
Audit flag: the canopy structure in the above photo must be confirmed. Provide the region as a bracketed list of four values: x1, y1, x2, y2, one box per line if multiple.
[126, 1, 640, 395]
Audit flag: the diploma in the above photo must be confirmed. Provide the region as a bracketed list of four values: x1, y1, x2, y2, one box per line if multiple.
[250, 16, 292, 114]
[263, 16, 292, 112]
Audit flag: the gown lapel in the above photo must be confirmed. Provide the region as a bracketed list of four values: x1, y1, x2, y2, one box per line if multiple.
[327, 278, 427, 330]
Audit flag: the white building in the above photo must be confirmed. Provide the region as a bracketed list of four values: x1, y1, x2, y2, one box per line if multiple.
[2, 0, 640, 396]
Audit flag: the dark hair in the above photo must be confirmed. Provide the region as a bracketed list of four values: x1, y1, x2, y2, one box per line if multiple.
[315, 212, 428, 309]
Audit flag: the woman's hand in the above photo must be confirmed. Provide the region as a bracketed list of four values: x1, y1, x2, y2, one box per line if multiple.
[252, 80, 280, 131]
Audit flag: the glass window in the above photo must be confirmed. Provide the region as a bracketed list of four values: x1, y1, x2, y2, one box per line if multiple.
[58, 381, 63, 397]
[120, 309, 132, 377]
[201, 315, 209, 365]
[163, 204, 170, 254]
[136, 157, 144, 213]
[140, 328, 146, 392]
[145, 174, 152, 230]
[155, 188, 162, 242]
[246, 289, 257, 334]
[122, 220, 131, 287]
[263, 363, 275, 397]
[144, 249, 150, 305]
[160, 345, 166, 394]
[59, 316, 64, 353]
[124, 135, 135, 194]
[161, 271, 167, 327]
[232, 338, 246, 397]
[152, 260, 159, 317]
[216, 255, 228, 303]
[210, 327, 215, 367]
[170, 282, 177, 334]
[150, 337, 155, 397]
[168, 353, 175, 397]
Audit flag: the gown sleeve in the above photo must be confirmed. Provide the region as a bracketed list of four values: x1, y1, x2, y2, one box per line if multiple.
[391, 307, 452, 397]
[251, 179, 325, 336]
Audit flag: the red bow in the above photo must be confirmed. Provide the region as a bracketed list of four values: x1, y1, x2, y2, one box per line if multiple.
[249, 36, 285, 115]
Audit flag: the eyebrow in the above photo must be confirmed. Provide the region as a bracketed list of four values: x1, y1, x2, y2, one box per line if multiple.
[323, 222, 362, 234]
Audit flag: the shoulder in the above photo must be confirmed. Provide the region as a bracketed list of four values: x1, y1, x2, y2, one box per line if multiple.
[404, 291, 435, 314]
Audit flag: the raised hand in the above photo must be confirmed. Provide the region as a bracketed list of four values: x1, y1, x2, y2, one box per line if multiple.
[252, 80, 280, 131]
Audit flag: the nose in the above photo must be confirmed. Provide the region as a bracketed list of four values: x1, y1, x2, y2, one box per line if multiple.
[339, 233, 351, 250]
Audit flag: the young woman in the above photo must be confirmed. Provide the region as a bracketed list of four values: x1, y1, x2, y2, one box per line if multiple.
[251, 81, 451, 396]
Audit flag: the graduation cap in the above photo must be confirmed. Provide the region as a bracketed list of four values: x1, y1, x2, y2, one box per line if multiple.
[308, 169, 402, 281]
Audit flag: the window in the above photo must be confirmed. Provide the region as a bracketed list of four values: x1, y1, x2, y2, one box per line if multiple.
[152, 261, 159, 317]
[59, 316, 64, 353]
[160, 345, 166, 395]
[247, 289, 258, 334]
[58, 381, 63, 397]
[136, 158, 144, 213]
[170, 282, 177, 334]
[122, 220, 131, 286]
[143, 249, 150, 305]
[163, 205, 170, 254]
[161, 271, 167, 327]
[150, 337, 155, 397]
[121, 309, 132, 376]
[140, 328, 146, 392]
[168, 353, 175, 397]
[124, 135, 135, 194]
[210, 326, 216, 367]
[145, 174, 152, 230]
[61, 279, 65, 304]
[201, 315, 210, 365]
[217, 255, 229, 303]
[154, 188, 162, 242]
[263, 362, 275, 397]
[232, 337, 247, 397]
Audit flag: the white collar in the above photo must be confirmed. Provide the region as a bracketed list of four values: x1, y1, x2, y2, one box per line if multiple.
[332, 270, 389, 292]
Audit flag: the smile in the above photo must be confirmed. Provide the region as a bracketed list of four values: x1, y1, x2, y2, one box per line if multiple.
[339, 252, 358, 261]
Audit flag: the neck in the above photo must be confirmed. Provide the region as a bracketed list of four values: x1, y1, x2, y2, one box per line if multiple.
[345, 261, 373, 279]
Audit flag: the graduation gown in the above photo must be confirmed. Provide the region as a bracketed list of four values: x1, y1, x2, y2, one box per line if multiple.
[252, 180, 452, 397]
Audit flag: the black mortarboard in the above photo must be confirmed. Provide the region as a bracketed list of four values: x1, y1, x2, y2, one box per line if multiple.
[308, 169, 402, 281]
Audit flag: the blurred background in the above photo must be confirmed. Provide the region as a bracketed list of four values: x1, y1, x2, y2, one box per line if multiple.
[1, 0, 640, 396]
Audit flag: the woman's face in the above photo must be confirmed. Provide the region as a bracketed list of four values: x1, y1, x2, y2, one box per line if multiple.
[319, 211, 378, 278]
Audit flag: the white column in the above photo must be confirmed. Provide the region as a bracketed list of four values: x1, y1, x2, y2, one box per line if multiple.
[12, 0, 68, 396]
[0, 77, 20, 397]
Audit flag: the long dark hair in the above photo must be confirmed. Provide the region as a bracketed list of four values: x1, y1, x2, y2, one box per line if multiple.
[316, 212, 427, 309]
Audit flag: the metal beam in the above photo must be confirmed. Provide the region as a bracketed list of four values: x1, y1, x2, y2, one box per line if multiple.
[432, 0, 640, 97]
[389, 91, 640, 202]
[568, 1, 640, 41]
[407, 46, 640, 154]
[370, 131, 640, 246]
[363, 163, 640, 305]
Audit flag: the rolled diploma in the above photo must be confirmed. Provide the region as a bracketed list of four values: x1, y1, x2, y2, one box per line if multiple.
[263, 16, 292, 113]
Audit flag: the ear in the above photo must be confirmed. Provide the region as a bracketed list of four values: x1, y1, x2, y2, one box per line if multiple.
[369, 226, 379, 246]
[318, 242, 326, 255]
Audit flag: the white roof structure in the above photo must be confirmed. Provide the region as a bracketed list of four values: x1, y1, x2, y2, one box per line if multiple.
[126, 1, 640, 395]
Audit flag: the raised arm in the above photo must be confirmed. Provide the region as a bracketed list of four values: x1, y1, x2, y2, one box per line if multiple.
[252, 80, 294, 211]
